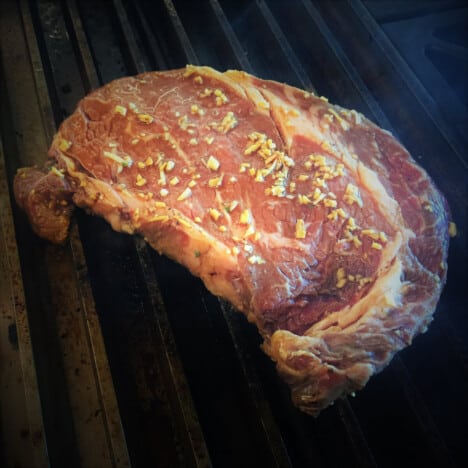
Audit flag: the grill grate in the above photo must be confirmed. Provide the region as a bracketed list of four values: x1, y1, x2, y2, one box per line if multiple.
[0, 1, 467, 467]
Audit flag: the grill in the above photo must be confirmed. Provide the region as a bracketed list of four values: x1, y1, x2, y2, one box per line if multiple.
[1, 1, 467, 467]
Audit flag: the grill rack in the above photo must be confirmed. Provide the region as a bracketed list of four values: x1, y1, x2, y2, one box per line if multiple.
[0, 1, 467, 467]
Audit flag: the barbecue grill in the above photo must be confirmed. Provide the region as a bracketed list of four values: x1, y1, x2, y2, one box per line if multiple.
[1, 1, 467, 467]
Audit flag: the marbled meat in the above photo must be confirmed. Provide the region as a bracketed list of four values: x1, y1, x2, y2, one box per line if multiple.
[14, 65, 451, 415]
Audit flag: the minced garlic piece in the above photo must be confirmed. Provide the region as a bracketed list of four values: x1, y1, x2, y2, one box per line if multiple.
[244, 225, 256, 238]
[312, 192, 326, 205]
[206, 155, 220, 171]
[336, 267, 346, 280]
[158, 169, 167, 186]
[138, 113, 154, 124]
[145, 156, 154, 166]
[358, 277, 372, 287]
[204, 136, 214, 145]
[189, 138, 198, 145]
[188, 180, 197, 188]
[137, 161, 146, 169]
[175, 216, 192, 228]
[313, 177, 326, 188]
[347, 217, 357, 230]
[190, 104, 205, 116]
[214, 88, 229, 105]
[219, 225, 227, 232]
[298, 194, 312, 205]
[165, 160, 175, 172]
[295, 219, 306, 239]
[169, 176, 180, 186]
[323, 198, 337, 208]
[227, 200, 239, 212]
[177, 187, 192, 201]
[244, 245, 253, 255]
[194, 216, 202, 223]
[449, 222, 457, 237]
[244, 135, 266, 156]
[310, 154, 327, 167]
[343, 183, 363, 207]
[334, 163, 345, 177]
[114, 105, 127, 116]
[248, 255, 265, 265]
[336, 278, 347, 289]
[50, 166, 64, 178]
[297, 174, 309, 182]
[136, 174, 147, 186]
[209, 208, 222, 221]
[208, 175, 223, 188]
[149, 214, 169, 223]
[178, 115, 195, 131]
[352, 236, 362, 248]
[371, 242, 383, 250]
[103, 151, 133, 167]
[312, 187, 322, 200]
[215, 111, 238, 133]
[327, 208, 346, 220]
[329, 108, 350, 131]
[239, 209, 252, 225]
[199, 88, 213, 98]
[361, 229, 380, 240]
[193, 75, 203, 84]
[270, 185, 286, 198]
[160, 189, 169, 197]
[239, 162, 250, 173]
[58, 138, 72, 151]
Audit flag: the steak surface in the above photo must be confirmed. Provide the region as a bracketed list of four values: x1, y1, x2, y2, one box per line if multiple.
[14, 65, 450, 415]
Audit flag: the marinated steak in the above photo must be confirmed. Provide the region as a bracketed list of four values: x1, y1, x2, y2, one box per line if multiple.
[14, 65, 450, 415]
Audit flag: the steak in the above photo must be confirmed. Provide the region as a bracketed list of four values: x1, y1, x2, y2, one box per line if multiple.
[14, 65, 450, 415]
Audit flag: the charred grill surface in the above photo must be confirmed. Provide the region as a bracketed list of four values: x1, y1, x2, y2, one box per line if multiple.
[0, 1, 466, 467]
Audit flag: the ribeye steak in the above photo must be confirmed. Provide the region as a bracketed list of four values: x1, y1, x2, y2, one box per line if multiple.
[14, 66, 450, 415]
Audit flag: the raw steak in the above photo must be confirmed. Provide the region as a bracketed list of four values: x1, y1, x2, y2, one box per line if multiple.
[14, 65, 450, 415]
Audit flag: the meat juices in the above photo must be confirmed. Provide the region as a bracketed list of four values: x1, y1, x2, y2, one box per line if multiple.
[14, 65, 450, 415]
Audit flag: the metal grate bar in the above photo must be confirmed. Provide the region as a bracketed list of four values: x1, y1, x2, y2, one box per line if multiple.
[63, 0, 100, 91]
[301, 0, 394, 132]
[158, 1, 296, 465]
[161, 0, 199, 65]
[0, 134, 48, 468]
[81, 2, 212, 465]
[388, 357, 456, 467]
[132, 0, 169, 70]
[255, 0, 315, 92]
[17, 0, 131, 466]
[207, 0, 254, 72]
[1, 0, 466, 466]
[219, 303, 292, 468]
[134, 239, 213, 467]
[349, 0, 468, 168]
[112, 0, 150, 74]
